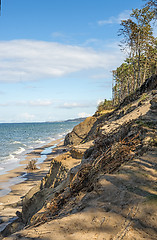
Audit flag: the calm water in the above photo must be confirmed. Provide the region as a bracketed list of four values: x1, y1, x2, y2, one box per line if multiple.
[0, 121, 80, 175]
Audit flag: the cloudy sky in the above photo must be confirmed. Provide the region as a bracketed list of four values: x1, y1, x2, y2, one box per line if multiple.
[0, 0, 145, 122]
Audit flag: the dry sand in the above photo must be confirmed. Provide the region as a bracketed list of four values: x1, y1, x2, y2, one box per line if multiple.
[2, 148, 157, 240]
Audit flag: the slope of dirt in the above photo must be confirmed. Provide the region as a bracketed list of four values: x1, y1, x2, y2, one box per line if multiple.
[1, 76, 157, 239]
[3, 149, 157, 240]
[64, 116, 97, 146]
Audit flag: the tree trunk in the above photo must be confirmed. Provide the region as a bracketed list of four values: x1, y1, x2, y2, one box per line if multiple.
[143, 57, 148, 83]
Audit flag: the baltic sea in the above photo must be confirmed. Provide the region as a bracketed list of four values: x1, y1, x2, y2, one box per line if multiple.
[0, 121, 80, 176]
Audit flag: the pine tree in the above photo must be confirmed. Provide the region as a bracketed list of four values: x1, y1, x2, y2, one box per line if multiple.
[112, 3, 157, 106]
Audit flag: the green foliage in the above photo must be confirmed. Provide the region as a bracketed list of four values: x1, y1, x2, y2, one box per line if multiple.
[145, 0, 157, 19]
[146, 194, 157, 203]
[112, 2, 157, 106]
[97, 99, 113, 112]
[140, 93, 149, 102]
[135, 119, 155, 128]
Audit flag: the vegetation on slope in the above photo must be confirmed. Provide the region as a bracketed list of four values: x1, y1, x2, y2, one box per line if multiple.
[96, 0, 157, 110]
[112, 0, 157, 105]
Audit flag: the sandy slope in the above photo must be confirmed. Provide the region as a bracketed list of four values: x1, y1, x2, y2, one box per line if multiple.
[3, 148, 157, 240]
[1, 86, 157, 239]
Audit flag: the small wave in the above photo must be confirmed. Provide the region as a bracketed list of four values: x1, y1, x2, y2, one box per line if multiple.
[12, 141, 21, 144]
[1, 147, 25, 164]
[14, 147, 25, 155]
[12, 141, 27, 148]
[33, 139, 46, 144]
[47, 137, 56, 142]
[58, 133, 65, 138]
[0, 167, 4, 170]
[47, 137, 55, 141]
[58, 134, 63, 137]
[3, 154, 19, 163]
[8, 154, 15, 161]
[58, 130, 70, 138]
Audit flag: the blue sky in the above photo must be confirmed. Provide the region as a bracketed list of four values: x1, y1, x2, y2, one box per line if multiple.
[0, 0, 145, 122]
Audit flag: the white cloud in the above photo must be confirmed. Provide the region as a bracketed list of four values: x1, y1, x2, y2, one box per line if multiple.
[78, 112, 91, 118]
[0, 99, 53, 107]
[97, 99, 103, 105]
[0, 103, 9, 106]
[91, 73, 110, 79]
[0, 39, 124, 83]
[83, 38, 101, 46]
[58, 102, 96, 109]
[61, 103, 84, 109]
[20, 112, 35, 121]
[98, 10, 131, 25]
[29, 99, 52, 106]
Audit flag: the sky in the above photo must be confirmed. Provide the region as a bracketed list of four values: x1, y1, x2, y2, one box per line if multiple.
[0, 0, 146, 123]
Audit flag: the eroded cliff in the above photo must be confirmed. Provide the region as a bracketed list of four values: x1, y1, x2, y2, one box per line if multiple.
[1, 75, 157, 240]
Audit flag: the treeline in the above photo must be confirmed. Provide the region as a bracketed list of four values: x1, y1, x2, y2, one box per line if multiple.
[112, 0, 157, 106]
[97, 99, 113, 113]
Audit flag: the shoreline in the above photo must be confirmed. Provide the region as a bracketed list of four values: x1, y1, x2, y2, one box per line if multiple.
[0, 138, 65, 231]
[0, 138, 63, 197]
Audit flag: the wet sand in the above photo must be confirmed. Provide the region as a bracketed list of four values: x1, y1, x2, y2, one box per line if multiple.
[0, 138, 64, 231]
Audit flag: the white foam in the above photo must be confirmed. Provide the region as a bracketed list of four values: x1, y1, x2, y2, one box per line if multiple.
[4, 154, 18, 163]
[12, 141, 21, 144]
[57, 132, 66, 138]
[57, 130, 70, 138]
[14, 147, 25, 155]
[33, 139, 46, 144]
[58, 134, 63, 137]
[47, 137, 55, 141]
[1, 147, 26, 165]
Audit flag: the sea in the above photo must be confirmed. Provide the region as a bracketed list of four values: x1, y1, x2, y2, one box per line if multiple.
[0, 121, 81, 176]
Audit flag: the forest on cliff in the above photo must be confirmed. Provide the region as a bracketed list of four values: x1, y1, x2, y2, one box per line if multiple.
[111, 0, 157, 105]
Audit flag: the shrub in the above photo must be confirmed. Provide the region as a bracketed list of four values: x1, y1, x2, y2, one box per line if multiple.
[26, 159, 38, 171]
[97, 99, 113, 112]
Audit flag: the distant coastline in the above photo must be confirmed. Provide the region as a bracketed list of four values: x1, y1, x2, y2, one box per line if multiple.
[0, 117, 86, 124]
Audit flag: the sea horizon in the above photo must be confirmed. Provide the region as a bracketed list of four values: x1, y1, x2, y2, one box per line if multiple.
[0, 117, 86, 124]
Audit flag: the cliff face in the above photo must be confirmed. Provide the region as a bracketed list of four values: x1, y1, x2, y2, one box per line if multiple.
[64, 74, 157, 147]
[1, 75, 157, 239]
[64, 116, 97, 145]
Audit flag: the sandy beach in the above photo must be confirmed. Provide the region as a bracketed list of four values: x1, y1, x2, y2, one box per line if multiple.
[0, 138, 65, 231]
